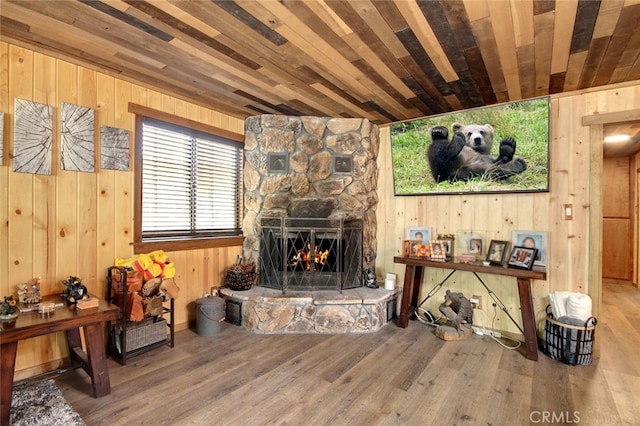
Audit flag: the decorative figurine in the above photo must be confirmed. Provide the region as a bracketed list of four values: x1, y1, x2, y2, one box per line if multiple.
[363, 268, 379, 289]
[17, 278, 41, 304]
[61, 276, 89, 304]
[1, 295, 19, 321]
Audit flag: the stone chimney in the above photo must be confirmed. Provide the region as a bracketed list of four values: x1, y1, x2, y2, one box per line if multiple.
[242, 115, 379, 275]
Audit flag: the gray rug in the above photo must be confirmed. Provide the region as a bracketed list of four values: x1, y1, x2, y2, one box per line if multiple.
[10, 379, 85, 426]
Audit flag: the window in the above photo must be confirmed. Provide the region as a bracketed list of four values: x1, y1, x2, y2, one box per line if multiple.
[132, 105, 244, 251]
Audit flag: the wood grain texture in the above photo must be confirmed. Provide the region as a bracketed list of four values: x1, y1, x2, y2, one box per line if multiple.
[47, 283, 640, 426]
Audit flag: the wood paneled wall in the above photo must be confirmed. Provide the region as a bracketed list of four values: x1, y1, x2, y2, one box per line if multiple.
[1, 40, 639, 377]
[375, 84, 640, 337]
[0, 43, 243, 378]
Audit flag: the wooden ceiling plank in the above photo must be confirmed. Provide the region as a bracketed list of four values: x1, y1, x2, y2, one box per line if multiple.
[469, 17, 508, 98]
[517, 44, 536, 100]
[593, 4, 640, 86]
[306, 0, 353, 38]
[510, 0, 534, 47]
[534, 11, 555, 97]
[394, 0, 458, 83]
[592, 0, 625, 39]
[487, 0, 522, 100]
[564, 50, 589, 92]
[238, 0, 377, 102]
[550, 0, 578, 75]
[0, 2, 168, 71]
[463, 0, 490, 21]
[310, 82, 379, 119]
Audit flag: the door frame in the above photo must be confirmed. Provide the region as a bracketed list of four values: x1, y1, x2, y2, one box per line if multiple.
[583, 109, 640, 319]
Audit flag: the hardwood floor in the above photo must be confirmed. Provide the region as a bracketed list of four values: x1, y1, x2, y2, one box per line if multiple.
[54, 283, 640, 425]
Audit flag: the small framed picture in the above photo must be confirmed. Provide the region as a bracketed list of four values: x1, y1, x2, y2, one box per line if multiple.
[402, 240, 412, 257]
[512, 230, 547, 266]
[486, 240, 509, 266]
[407, 227, 432, 244]
[333, 154, 353, 174]
[416, 243, 430, 257]
[437, 234, 454, 260]
[469, 238, 483, 255]
[429, 240, 446, 262]
[507, 246, 538, 270]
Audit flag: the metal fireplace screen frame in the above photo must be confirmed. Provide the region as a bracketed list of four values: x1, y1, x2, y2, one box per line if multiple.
[259, 217, 362, 291]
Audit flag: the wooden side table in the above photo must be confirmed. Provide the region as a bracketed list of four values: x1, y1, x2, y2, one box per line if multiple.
[0, 295, 119, 424]
[393, 256, 546, 361]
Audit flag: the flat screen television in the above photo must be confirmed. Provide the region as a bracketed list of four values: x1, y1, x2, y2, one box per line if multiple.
[390, 97, 550, 196]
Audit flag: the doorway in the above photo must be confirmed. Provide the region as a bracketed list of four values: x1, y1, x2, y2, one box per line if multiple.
[584, 110, 640, 319]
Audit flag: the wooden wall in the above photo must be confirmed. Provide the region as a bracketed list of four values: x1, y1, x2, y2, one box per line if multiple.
[375, 83, 640, 337]
[2, 40, 639, 377]
[0, 43, 243, 379]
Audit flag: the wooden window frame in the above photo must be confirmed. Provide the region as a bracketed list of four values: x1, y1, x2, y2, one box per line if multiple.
[129, 103, 244, 253]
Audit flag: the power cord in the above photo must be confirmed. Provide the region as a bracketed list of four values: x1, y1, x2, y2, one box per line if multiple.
[473, 303, 521, 350]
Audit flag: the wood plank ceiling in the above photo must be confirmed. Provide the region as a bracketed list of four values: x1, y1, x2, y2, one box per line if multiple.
[1, 1, 640, 140]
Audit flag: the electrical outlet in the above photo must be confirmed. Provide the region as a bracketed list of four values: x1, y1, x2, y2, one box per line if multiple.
[470, 295, 482, 310]
[472, 326, 501, 338]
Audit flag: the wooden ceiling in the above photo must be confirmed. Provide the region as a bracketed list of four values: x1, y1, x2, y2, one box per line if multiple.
[2, 0, 640, 130]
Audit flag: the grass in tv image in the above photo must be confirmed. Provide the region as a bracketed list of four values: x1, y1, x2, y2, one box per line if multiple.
[390, 97, 549, 195]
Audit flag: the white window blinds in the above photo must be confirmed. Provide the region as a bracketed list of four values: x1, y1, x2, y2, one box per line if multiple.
[141, 118, 242, 239]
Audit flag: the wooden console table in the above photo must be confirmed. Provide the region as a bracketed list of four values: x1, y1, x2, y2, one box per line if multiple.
[393, 256, 546, 361]
[0, 295, 119, 425]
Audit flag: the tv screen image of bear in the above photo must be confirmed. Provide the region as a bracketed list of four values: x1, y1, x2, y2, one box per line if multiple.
[390, 97, 550, 196]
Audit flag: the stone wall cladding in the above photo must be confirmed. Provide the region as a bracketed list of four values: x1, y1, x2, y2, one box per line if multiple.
[221, 287, 397, 334]
[243, 115, 379, 275]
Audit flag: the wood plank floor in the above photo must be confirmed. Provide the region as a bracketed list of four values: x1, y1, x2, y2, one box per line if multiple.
[54, 283, 640, 425]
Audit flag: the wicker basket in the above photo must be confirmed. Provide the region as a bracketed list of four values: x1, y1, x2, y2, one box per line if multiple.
[225, 270, 255, 291]
[543, 305, 596, 365]
[113, 317, 167, 354]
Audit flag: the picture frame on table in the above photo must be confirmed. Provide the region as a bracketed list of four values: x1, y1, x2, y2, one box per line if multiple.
[507, 246, 538, 270]
[486, 240, 509, 266]
[511, 230, 547, 266]
[402, 240, 412, 257]
[429, 240, 446, 262]
[407, 227, 432, 244]
[437, 234, 455, 260]
[469, 238, 483, 255]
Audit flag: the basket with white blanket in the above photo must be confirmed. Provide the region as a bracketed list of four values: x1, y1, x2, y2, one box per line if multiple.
[543, 304, 596, 365]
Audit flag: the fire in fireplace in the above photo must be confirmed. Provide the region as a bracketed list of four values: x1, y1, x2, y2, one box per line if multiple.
[259, 217, 362, 291]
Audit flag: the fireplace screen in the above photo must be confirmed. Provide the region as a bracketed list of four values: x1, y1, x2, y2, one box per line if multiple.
[259, 217, 362, 291]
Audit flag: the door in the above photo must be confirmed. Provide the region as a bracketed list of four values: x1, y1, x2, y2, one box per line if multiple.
[602, 157, 633, 283]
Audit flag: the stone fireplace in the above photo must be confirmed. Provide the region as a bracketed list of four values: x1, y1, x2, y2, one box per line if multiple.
[220, 115, 395, 335]
[242, 115, 380, 285]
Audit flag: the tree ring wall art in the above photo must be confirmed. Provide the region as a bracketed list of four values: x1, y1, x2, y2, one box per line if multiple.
[60, 102, 95, 172]
[13, 98, 53, 175]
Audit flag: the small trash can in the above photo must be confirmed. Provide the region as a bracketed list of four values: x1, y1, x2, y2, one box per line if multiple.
[195, 296, 226, 337]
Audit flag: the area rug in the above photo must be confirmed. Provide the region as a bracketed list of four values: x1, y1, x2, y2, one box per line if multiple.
[10, 379, 85, 426]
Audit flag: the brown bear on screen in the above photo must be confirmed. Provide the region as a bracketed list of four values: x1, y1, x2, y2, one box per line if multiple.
[426, 124, 527, 183]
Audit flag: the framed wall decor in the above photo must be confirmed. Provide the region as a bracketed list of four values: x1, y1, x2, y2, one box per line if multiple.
[402, 240, 412, 257]
[512, 230, 547, 266]
[507, 246, 537, 270]
[486, 240, 509, 266]
[390, 97, 550, 195]
[407, 227, 432, 244]
[438, 234, 455, 260]
[429, 240, 446, 262]
[333, 154, 353, 174]
[13, 98, 53, 175]
[267, 152, 289, 174]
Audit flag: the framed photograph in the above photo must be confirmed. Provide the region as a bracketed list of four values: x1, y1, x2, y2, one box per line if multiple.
[429, 240, 446, 261]
[507, 246, 538, 270]
[416, 243, 430, 257]
[402, 240, 412, 257]
[486, 240, 509, 266]
[438, 234, 455, 260]
[407, 227, 432, 244]
[469, 238, 483, 255]
[390, 97, 549, 195]
[512, 230, 547, 266]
